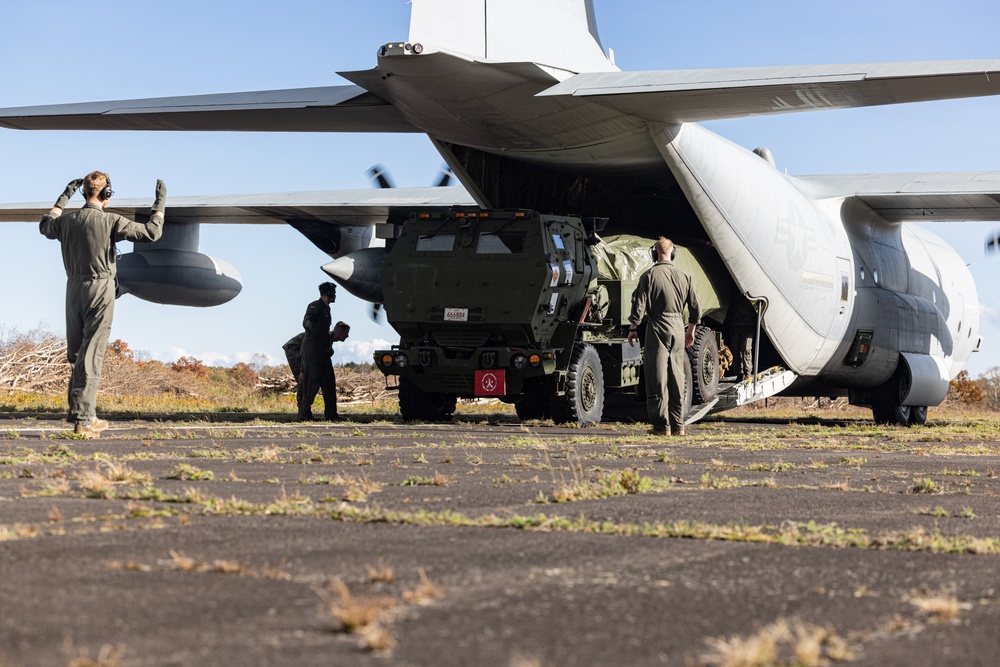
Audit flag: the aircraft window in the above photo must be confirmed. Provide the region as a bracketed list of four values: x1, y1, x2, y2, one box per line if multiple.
[416, 235, 456, 252]
[873, 269, 879, 284]
[859, 266, 865, 282]
[477, 232, 527, 254]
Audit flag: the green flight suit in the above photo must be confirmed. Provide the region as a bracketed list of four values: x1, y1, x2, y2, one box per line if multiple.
[283, 332, 306, 406]
[629, 260, 702, 432]
[40, 203, 163, 425]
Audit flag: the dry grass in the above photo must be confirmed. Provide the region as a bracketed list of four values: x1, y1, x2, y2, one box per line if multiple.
[316, 568, 444, 654]
[366, 559, 395, 584]
[699, 618, 853, 667]
[318, 579, 398, 653]
[401, 568, 443, 605]
[909, 588, 973, 623]
[79, 461, 152, 498]
[63, 638, 127, 667]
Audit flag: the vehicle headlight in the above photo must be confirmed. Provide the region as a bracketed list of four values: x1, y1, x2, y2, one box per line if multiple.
[379, 353, 394, 368]
[529, 354, 542, 368]
[394, 353, 409, 369]
[511, 353, 528, 370]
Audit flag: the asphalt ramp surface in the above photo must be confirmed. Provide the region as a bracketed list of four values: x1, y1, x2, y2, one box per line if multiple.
[2, 415, 999, 666]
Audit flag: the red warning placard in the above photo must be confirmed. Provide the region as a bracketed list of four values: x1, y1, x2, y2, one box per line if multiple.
[474, 370, 506, 397]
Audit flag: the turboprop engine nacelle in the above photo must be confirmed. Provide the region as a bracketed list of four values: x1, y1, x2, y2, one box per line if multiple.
[116, 222, 242, 307]
[321, 247, 386, 304]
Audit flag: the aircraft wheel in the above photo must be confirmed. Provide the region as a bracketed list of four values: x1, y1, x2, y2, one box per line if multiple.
[551, 343, 604, 426]
[687, 325, 720, 404]
[908, 405, 928, 426]
[398, 377, 456, 422]
[871, 364, 912, 426]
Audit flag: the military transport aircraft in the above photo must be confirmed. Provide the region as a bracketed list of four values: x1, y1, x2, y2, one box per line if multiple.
[2, 0, 999, 425]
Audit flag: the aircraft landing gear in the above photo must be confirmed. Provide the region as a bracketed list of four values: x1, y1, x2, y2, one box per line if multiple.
[871, 364, 923, 426]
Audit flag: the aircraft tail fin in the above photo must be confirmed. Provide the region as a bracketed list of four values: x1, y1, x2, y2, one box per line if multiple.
[408, 0, 618, 73]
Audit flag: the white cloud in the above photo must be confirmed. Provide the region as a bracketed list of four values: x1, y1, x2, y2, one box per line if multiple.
[980, 302, 1000, 322]
[146, 340, 389, 368]
[150, 348, 282, 368]
[336, 338, 393, 365]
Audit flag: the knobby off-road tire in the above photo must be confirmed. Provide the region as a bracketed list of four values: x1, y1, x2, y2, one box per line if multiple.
[398, 377, 457, 422]
[687, 325, 720, 404]
[551, 343, 604, 426]
[683, 354, 693, 421]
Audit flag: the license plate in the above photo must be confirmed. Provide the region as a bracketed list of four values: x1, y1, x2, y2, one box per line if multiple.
[444, 307, 469, 322]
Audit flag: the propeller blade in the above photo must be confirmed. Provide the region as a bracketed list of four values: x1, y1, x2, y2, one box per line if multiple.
[367, 164, 395, 189]
[434, 166, 452, 187]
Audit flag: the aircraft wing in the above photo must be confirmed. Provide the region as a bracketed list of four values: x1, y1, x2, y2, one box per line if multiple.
[538, 60, 1000, 123]
[0, 186, 477, 225]
[798, 171, 1000, 222]
[0, 84, 417, 133]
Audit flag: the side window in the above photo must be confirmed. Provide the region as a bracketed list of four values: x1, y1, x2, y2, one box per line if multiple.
[416, 234, 456, 252]
[477, 232, 527, 254]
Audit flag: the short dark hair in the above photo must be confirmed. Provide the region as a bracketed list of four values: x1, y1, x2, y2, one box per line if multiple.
[319, 282, 337, 297]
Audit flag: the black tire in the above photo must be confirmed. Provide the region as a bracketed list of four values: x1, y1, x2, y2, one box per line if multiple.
[551, 343, 604, 426]
[398, 377, 457, 422]
[683, 353, 693, 421]
[515, 378, 552, 421]
[908, 405, 928, 425]
[687, 325, 720, 404]
[871, 364, 912, 426]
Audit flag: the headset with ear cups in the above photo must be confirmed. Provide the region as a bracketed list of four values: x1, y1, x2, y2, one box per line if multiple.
[98, 177, 113, 201]
[649, 243, 677, 262]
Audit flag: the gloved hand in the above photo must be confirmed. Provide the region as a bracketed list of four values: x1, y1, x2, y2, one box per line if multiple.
[151, 179, 167, 213]
[54, 178, 84, 209]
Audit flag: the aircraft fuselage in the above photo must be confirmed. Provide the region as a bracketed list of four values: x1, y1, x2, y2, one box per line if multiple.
[356, 45, 979, 410]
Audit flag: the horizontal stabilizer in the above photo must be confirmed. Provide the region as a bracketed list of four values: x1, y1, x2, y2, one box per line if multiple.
[540, 59, 1000, 123]
[798, 171, 1000, 222]
[0, 85, 417, 133]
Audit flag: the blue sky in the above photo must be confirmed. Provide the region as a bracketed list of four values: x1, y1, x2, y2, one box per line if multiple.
[2, 1, 999, 376]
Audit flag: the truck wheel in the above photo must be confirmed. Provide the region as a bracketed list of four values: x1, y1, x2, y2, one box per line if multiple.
[398, 377, 457, 422]
[515, 379, 552, 421]
[871, 364, 912, 426]
[683, 354, 693, 420]
[551, 343, 604, 426]
[687, 325, 719, 404]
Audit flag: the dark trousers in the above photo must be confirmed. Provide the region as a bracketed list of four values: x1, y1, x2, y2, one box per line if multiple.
[285, 353, 303, 408]
[298, 349, 337, 419]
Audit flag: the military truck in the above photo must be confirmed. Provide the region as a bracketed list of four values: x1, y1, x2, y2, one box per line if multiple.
[373, 209, 733, 425]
